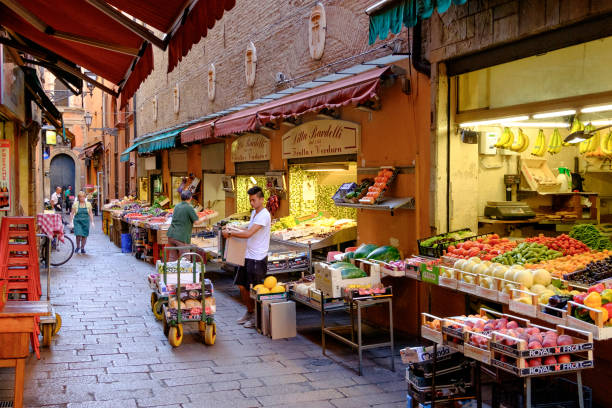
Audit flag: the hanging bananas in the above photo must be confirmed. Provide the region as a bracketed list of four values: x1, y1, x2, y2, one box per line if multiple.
[601, 131, 612, 156]
[547, 128, 562, 154]
[510, 128, 529, 152]
[495, 127, 514, 149]
[531, 129, 546, 157]
[566, 118, 584, 147]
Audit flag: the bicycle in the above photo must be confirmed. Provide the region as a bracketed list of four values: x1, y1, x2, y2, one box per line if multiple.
[39, 213, 74, 267]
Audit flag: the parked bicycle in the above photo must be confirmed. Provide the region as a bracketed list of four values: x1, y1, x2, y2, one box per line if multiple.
[39, 213, 74, 267]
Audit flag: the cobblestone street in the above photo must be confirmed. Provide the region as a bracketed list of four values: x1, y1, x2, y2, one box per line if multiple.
[1, 220, 406, 408]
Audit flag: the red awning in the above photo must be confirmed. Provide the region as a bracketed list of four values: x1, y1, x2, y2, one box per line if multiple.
[213, 66, 391, 138]
[0, 0, 152, 103]
[167, 0, 236, 73]
[181, 120, 216, 144]
[78, 141, 103, 159]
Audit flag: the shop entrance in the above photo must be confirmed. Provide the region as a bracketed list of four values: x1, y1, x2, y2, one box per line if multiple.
[50, 153, 75, 193]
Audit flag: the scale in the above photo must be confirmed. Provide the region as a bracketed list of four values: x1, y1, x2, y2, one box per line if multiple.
[484, 201, 535, 220]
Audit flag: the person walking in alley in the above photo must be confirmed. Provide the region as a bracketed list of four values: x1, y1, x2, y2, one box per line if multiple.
[70, 191, 94, 254]
[50, 186, 63, 213]
[166, 190, 208, 261]
[222, 186, 271, 329]
[64, 185, 73, 214]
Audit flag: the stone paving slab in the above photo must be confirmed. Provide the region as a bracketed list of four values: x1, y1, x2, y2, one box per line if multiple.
[0, 218, 409, 407]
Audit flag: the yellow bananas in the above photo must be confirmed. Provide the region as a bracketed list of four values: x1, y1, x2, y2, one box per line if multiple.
[547, 128, 563, 154]
[601, 131, 612, 155]
[531, 129, 546, 157]
[566, 118, 584, 146]
[495, 127, 514, 149]
[510, 128, 529, 152]
[579, 123, 596, 155]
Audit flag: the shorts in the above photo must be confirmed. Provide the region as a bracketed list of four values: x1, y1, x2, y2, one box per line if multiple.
[234, 257, 268, 288]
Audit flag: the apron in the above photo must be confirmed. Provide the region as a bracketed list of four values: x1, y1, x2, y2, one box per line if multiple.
[73, 204, 90, 237]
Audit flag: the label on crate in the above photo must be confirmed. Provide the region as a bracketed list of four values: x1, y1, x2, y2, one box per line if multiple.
[491, 341, 521, 356]
[520, 342, 593, 358]
[420, 264, 439, 285]
[438, 276, 458, 290]
[519, 360, 594, 376]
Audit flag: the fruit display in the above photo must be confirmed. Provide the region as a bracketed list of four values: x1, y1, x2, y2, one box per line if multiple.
[271, 215, 298, 232]
[343, 179, 374, 203]
[563, 254, 612, 285]
[492, 242, 562, 265]
[266, 194, 280, 215]
[569, 224, 612, 250]
[445, 234, 516, 260]
[353, 243, 378, 259]
[494, 127, 514, 149]
[530, 129, 547, 157]
[546, 128, 563, 154]
[510, 128, 530, 152]
[524, 250, 612, 278]
[525, 234, 590, 256]
[270, 216, 356, 243]
[358, 167, 396, 205]
[418, 228, 475, 257]
[600, 130, 612, 156]
[365, 245, 401, 262]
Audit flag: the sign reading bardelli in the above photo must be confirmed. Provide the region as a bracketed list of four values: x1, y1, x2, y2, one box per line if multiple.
[282, 120, 360, 159]
[231, 133, 270, 162]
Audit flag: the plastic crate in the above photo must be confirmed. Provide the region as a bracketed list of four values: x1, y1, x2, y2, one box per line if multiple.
[417, 231, 491, 258]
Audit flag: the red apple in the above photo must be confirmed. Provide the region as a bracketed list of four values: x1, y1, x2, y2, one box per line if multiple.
[543, 356, 557, 365]
[529, 334, 543, 344]
[528, 341, 542, 349]
[528, 358, 542, 367]
[557, 335, 573, 346]
[558, 354, 571, 364]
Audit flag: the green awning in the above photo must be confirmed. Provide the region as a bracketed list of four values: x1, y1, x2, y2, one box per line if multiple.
[368, 0, 467, 45]
[137, 127, 186, 155]
[120, 141, 142, 162]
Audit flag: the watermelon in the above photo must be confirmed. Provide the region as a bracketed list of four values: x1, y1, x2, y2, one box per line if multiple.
[354, 244, 378, 259]
[340, 267, 367, 280]
[366, 246, 400, 262]
[330, 262, 354, 269]
[342, 251, 355, 261]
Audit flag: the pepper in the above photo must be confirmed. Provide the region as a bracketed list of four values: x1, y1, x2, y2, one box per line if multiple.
[601, 289, 612, 305]
[573, 292, 588, 304]
[584, 292, 602, 309]
[588, 283, 605, 294]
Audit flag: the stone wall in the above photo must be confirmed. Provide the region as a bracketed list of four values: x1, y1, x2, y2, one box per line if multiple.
[427, 0, 612, 63]
[135, 0, 404, 136]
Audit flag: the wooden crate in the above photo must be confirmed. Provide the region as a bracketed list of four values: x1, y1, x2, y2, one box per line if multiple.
[0, 332, 29, 358]
[157, 229, 168, 245]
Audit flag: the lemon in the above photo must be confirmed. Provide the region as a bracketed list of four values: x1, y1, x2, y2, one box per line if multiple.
[270, 285, 285, 293]
[257, 287, 270, 294]
[253, 284, 264, 292]
[264, 276, 277, 289]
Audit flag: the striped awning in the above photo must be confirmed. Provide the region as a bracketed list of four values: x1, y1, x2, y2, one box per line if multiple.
[137, 127, 185, 154]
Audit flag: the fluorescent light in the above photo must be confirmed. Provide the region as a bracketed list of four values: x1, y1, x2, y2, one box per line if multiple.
[532, 110, 576, 119]
[249, 177, 257, 184]
[503, 122, 570, 128]
[459, 115, 529, 127]
[590, 120, 612, 126]
[581, 104, 612, 113]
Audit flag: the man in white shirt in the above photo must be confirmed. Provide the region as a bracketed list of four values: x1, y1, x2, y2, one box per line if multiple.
[222, 186, 271, 328]
[50, 186, 63, 212]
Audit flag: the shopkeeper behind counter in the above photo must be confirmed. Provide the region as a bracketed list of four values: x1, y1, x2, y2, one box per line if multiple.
[166, 190, 208, 261]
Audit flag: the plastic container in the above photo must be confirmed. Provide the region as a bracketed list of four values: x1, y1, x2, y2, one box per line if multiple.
[120, 233, 132, 253]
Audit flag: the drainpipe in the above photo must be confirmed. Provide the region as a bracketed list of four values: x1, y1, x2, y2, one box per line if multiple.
[412, 20, 431, 77]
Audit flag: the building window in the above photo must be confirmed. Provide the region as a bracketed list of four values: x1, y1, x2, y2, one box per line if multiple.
[54, 78, 69, 107]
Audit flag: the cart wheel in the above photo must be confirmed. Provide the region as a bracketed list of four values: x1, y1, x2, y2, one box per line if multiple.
[53, 313, 62, 336]
[42, 323, 52, 347]
[204, 322, 216, 346]
[153, 299, 164, 320]
[163, 316, 170, 336]
[150, 293, 158, 310]
[168, 324, 183, 347]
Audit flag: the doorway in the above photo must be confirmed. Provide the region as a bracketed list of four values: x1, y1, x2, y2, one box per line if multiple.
[50, 153, 75, 194]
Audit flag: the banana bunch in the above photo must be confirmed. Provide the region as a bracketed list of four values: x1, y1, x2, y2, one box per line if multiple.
[547, 128, 563, 154]
[495, 127, 514, 149]
[531, 129, 547, 156]
[566, 118, 584, 147]
[579, 123, 596, 154]
[510, 128, 529, 152]
[601, 131, 612, 156]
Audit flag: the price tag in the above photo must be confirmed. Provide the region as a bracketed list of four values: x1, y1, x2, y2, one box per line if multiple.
[421, 265, 440, 285]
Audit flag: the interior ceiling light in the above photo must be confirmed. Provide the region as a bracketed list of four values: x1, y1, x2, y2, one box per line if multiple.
[249, 176, 257, 184]
[581, 104, 612, 113]
[532, 110, 576, 119]
[459, 115, 529, 128]
[503, 122, 570, 128]
[564, 123, 612, 144]
[590, 120, 612, 126]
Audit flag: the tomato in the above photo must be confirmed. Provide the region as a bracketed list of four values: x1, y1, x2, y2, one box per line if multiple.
[447, 245, 456, 252]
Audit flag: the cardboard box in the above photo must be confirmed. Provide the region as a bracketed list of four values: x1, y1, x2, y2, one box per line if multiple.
[224, 236, 247, 266]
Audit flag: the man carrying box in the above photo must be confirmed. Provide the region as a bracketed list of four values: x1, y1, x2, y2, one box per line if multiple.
[222, 186, 271, 329]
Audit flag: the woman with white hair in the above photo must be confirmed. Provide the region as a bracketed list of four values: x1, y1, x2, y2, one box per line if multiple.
[70, 191, 94, 253]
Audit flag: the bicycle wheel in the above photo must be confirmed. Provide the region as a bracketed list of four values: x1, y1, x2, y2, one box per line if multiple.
[49, 236, 75, 266]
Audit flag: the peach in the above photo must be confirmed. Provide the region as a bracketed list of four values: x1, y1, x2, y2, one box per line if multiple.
[518, 333, 530, 343]
[557, 335, 573, 346]
[526, 327, 541, 336]
[507, 321, 519, 329]
[542, 337, 556, 348]
[529, 334, 543, 344]
[558, 354, 571, 364]
[528, 358, 542, 367]
[528, 341, 542, 349]
[543, 356, 557, 365]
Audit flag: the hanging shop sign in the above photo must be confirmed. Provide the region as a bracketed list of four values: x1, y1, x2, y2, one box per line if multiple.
[0, 139, 11, 211]
[282, 119, 361, 159]
[231, 133, 270, 162]
[45, 130, 57, 145]
[0, 45, 25, 122]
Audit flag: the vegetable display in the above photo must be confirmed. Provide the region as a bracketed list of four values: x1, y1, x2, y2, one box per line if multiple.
[445, 234, 516, 260]
[353, 244, 378, 259]
[569, 224, 612, 250]
[419, 229, 474, 250]
[525, 234, 590, 256]
[492, 242, 562, 265]
[563, 255, 612, 285]
[366, 246, 401, 262]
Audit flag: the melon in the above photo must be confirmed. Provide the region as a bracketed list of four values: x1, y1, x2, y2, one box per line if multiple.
[532, 269, 552, 287]
[264, 276, 277, 289]
[504, 269, 517, 282]
[513, 269, 534, 289]
[468, 257, 482, 264]
[529, 284, 547, 295]
[463, 261, 478, 273]
[257, 287, 271, 294]
[472, 263, 489, 275]
[493, 265, 509, 279]
[253, 284, 264, 292]
[480, 277, 493, 289]
[481, 260, 492, 267]
[270, 285, 285, 293]
[503, 282, 517, 294]
[453, 259, 466, 270]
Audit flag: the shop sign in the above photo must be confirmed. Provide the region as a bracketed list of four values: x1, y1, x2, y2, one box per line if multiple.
[0, 140, 10, 211]
[45, 130, 57, 145]
[420, 264, 439, 285]
[282, 120, 360, 159]
[231, 133, 270, 162]
[0, 45, 25, 122]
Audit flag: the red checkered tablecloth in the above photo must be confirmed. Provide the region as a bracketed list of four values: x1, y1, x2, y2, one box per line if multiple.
[37, 213, 64, 242]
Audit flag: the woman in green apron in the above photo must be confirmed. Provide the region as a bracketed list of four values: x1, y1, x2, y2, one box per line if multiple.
[70, 191, 95, 254]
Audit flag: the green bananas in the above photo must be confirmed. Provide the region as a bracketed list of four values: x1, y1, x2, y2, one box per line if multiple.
[531, 129, 546, 157]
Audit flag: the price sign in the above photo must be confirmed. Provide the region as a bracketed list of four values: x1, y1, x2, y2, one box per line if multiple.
[421, 264, 440, 285]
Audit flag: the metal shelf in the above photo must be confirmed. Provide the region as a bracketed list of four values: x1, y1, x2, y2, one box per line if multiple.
[334, 197, 415, 212]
